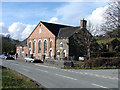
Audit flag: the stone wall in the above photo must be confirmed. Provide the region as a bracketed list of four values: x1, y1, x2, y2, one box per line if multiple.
[56, 38, 69, 60]
[44, 59, 73, 68]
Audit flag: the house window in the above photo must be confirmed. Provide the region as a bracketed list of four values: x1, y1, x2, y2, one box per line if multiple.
[57, 50, 60, 55]
[60, 42, 63, 48]
[22, 46, 24, 53]
[39, 28, 41, 33]
[44, 40, 47, 54]
[29, 42, 31, 48]
[38, 40, 41, 54]
[33, 40, 36, 53]
[50, 40, 52, 48]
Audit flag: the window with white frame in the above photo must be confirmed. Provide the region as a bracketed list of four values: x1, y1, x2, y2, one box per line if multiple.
[38, 40, 41, 54]
[57, 50, 60, 55]
[29, 41, 31, 48]
[60, 42, 63, 48]
[33, 40, 36, 53]
[22, 46, 24, 53]
[50, 40, 52, 48]
[44, 40, 47, 54]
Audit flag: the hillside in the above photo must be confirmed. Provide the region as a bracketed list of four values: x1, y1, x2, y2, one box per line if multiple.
[97, 38, 120, 45]
[0, 34, 21, 55]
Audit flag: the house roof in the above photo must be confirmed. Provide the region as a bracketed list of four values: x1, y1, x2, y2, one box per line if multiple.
[57, 27, 80, 38]
[41, 21, 71, 36]
[16, 39, 27, 47]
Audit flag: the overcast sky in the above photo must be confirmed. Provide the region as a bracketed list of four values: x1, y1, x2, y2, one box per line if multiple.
[1, 1, 109, 41]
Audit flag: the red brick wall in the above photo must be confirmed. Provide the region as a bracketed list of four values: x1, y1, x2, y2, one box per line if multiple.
[27, 22, 55, 59]
[16, 46, 28, 57]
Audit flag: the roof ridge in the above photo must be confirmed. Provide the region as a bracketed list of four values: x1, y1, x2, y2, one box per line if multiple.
[40, 21, 72, 27]
[57, 28, 61, 37]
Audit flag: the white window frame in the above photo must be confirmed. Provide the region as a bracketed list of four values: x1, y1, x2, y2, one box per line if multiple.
[44, 39, 47, 54]
[33, 40, 36, 54]
[60, 42, 63, 49]
[22, 46, 24, 53]
[29, 40, 31, 49]
[57, 50, 60, 57]
[50, 40, 53, 49]
[38, 39, 42, 54]
[63, 49, 67, 57]
[17, 49, 19, 55]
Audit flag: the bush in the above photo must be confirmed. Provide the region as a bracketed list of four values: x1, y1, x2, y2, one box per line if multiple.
[101, 52, 117, 57]
[84, 57, 120, 68]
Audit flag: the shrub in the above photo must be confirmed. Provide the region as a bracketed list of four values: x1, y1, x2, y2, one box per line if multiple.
[84, 57, 120, 68]
[101, 52, 117, 57]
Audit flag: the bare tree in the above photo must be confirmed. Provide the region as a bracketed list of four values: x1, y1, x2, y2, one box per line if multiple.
[87, 21, 100, 36]
[102, 0, 120, 32]
[6, 34, 11, 39]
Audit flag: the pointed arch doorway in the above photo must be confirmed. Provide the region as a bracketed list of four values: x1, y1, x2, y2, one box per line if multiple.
[49, 49, 52, 58]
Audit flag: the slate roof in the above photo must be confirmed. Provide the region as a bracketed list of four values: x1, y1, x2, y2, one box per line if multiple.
[57, 27, 80, 38]
[16, 39, 27, 47]
[41, 21, 71, 36]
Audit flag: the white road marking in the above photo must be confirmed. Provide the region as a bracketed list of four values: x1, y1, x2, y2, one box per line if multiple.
[63, 70, 117, 80]
[36, 69, 48, 73]
[56, 74, 77, 80]
[92, 83, 108, 88]
[35, 64, 118, 80]
[11, 63, 19, 66]
[35, 64, 57, 69]
[84, 72, 88, 75]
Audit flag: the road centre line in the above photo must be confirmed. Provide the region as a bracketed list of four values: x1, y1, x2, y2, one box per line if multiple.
[34, 63, 118, 80]
[92, 83, 108, 89]
[55, 74, 77, 80]
[36, 69, 48, 73]
[11, 63, 19, 66]
[64, 70, 118, 80]
[35, 64, 57, 69]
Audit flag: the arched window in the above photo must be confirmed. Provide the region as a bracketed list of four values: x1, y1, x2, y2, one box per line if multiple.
[22, 46, 24, 53]
[60, 42, 63, 48]
[29, 42, 31, 48]
[38, 40, 41, 54]
[44, 40, 47, 54]
[33, 40, 36, 53]
[57, 50, 60, 55]
[50, 40, 52, 48]
[39, 28, 41, 33]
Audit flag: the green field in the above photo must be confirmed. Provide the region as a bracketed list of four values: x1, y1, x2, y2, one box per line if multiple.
[1, 67, 44, 89]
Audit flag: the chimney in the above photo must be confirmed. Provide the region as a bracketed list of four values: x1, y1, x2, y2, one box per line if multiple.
[80, 18, 87, 29]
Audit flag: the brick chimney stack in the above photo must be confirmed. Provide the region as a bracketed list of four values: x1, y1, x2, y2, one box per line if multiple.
[80, 18, 87, 29]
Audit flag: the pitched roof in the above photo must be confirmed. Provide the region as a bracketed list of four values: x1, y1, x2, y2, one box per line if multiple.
[41, 21, 71, 36]
[57, 27, 80, 38]
[16, 39, 27, 47]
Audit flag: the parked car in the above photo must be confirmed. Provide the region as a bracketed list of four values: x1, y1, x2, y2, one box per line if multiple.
[0, 54, 14, 60]
[25, 56, 42, 63]
[25, 56, 35, 62]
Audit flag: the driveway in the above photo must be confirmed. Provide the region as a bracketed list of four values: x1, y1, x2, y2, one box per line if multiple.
[1, 59, 119, 89]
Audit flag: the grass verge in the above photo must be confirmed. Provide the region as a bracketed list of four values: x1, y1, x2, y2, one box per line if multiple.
[1, 66, 46, 89]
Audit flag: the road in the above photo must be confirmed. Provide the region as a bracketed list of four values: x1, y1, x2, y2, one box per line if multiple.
[0, 59, 119, 89]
